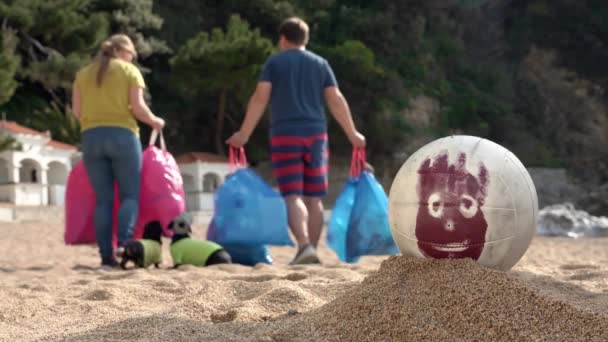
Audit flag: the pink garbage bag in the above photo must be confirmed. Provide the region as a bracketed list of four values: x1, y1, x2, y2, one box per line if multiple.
[64, 161, 97, 245]
[135, 130, 185, 237]
[64, 162, 142, 246]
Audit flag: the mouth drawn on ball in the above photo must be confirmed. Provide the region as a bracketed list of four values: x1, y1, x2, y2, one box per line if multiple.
[432, 240, 470, 253]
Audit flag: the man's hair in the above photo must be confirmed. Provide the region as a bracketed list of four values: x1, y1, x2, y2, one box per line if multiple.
[279, 17, 309, 46]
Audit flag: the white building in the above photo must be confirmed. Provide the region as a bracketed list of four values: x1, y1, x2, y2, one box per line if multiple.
[0, 121, 79, 206]
[176, 152, 231, 211]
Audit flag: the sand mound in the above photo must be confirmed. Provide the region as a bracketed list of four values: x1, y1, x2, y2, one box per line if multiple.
[3, 218, 608, 341]
[268, 256, 608, 341]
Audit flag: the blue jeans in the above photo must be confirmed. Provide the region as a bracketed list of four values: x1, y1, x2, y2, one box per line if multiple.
[82, 127, 142, 259]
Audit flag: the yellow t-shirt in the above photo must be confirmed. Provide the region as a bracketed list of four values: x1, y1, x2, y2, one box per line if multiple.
[74, 59, 145, 135]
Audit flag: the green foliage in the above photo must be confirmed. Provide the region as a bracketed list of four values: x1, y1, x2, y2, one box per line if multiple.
[27, 106, 81, 146]
[455, 0, 490, 9]
[323, 40, 383, 84]
[171, 15, 274, 154]
[21, 52, 85, 91]
[0, 0, 604, 172]
[509, 0, 608, 81]
[95, 0, 169, 57]
[0, 134, 22, 152]
[0, 88, 49, 124]
[0, 27, 20, 105]
[0, 0, 165, 145]
[0, 0, 108, 141]
[317, 40, 410, 156]
[172, 15, 274, 95]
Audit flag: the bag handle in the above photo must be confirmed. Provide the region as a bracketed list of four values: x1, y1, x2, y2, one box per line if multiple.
[148, 129, 167, 151]
[349, 147, 366, 178]
[229, 146, 248, 173]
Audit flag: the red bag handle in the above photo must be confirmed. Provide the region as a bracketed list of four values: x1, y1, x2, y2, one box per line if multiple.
[349, 147, 366, 178]
[229, 146, 248, 173]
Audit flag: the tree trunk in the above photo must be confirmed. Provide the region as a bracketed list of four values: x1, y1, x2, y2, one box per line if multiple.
[215, 89, 227, 156]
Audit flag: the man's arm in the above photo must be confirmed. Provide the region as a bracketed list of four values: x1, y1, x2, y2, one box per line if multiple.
[226, 82, 272, 147]
[324, 86, 365, 148]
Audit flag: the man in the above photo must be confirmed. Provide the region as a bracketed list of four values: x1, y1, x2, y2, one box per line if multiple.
[226, 17, 366, 265]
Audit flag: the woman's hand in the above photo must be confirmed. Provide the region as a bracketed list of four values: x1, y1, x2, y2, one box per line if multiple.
[150, 117, 165, 131]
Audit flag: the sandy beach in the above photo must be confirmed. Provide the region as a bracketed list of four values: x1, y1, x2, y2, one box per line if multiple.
[2, 216, 608, 341]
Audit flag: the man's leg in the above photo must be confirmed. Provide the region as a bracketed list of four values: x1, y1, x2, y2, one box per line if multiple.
[285, 195, 310, 249]
[303, 196, 324, 248]
[285, 194, 320, 264]
[303, 134, 329, 249]
[271, 135, 320, 264]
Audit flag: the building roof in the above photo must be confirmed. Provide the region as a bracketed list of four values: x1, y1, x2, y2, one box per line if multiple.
[175, 152, 229, 164]
[47, 140, 78, 151]
[0, 121, 49, 137]
[0, 120, 77, 151]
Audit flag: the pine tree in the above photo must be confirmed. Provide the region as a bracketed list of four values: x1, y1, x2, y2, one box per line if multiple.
[171, 15, 274, 155]
[0, 0, 166, 144]
[0, 25, 19, 106]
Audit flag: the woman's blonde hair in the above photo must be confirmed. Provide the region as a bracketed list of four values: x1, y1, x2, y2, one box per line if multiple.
[96, 34, 137, 86]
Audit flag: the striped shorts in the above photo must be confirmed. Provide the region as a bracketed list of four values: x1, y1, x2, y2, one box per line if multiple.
[270, 133, 329, 197]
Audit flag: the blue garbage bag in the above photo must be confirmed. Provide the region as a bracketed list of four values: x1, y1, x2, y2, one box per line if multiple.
[207, 218, 273, 266]
[345, 171, 400, 262]
[212, 168, 293, 246]
[328, 146, 400, 264]
[327, 177, 357, 262]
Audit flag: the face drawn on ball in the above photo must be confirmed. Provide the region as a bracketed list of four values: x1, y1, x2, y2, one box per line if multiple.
[415, 151, 489, 260]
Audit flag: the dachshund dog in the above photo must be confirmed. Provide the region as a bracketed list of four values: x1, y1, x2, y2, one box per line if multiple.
[168, 212, 232, 268]
[118, 221, 163, 269]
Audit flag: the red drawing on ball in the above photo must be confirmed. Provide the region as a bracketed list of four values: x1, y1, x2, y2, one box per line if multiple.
[415, 152, 489, 260]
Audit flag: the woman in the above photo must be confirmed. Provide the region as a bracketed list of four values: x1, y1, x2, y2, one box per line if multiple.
[72, 34, 165, 268]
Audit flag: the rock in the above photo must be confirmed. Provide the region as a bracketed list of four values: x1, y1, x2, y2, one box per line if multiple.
[537, 203, 608, 238]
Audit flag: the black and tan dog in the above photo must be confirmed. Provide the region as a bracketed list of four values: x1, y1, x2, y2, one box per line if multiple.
[117, 221, 163, 269]
[168, 212, 232, 268]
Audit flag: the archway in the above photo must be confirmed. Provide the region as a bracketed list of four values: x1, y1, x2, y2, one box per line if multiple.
[0, 158, 9, 183]
[182, 173, 195, 192]
[19, 159, 41, 183]
[203, 173, 221, 193]
[47, 161, 69, 206]
[47, 161, 68, 185]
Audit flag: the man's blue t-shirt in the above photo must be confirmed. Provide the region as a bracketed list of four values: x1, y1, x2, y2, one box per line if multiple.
[259, 49, 337, 136]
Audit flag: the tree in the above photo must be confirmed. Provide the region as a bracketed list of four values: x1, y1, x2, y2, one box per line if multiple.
[0, 25, 19, 106]
[0, 0, 166, 145]
[93, 0, 169, 58]
[0, 0, 109, 104]
[171, 15, 274, 155]
[28, 106, 81, 148]
[0, 134, 22, 152]
[319, 40, 410, 157]
[0, 0, 108, 146]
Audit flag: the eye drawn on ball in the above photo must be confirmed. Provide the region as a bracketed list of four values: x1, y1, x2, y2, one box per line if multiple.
[427, 193, 443, 218]
[459, 194, 478, 218]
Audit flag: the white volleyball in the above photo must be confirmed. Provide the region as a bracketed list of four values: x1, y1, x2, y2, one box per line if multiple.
[388, 135, 538, 271]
